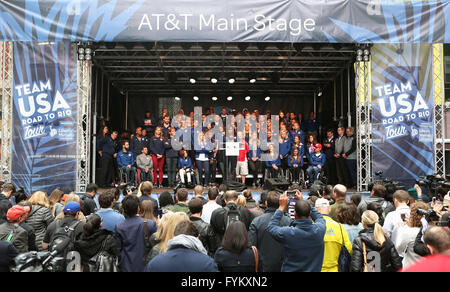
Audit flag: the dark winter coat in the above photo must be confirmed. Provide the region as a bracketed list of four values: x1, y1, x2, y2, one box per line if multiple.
[209, 203, 254, 253]
[114, 215, 157, 272]
[74, 229, 120, 271]
[350, 228, 403, 272]
[189, 216, 214, 255]
[25, 205, 54, 251]
[248, 208, 292, 272]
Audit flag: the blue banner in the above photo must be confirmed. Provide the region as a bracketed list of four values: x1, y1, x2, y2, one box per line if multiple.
[11, 42, 78, 194]
[371, 44, 435, 187]
[0, 0, 449, 43]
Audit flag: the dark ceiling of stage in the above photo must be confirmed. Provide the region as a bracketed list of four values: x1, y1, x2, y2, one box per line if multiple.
[92, 42, 356, 97]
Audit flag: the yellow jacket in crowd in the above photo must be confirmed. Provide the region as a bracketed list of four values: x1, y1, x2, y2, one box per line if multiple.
[321, 215, 353, 272]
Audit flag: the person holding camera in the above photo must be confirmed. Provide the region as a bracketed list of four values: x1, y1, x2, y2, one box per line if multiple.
[266, 191, 326, 272]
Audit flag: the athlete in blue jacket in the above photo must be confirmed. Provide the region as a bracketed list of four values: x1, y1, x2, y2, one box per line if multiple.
[117, 141, 136, 184]
[306, 144, 326, 183]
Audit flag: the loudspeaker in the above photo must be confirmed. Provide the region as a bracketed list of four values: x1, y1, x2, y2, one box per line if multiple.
[264, 178, 290, 191]
[224, 180, 247, 192]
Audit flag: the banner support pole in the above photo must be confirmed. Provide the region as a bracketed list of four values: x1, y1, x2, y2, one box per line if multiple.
[0, 41, 13, 183]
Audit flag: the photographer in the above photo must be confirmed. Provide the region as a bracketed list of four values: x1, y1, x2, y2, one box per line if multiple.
[358, 183, 394, 217]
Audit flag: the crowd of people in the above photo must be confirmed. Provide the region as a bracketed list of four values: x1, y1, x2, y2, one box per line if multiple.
[0, 180, 449, 272]
[97, 107, 357, 190]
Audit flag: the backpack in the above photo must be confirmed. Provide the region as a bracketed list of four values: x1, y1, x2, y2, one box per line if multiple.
[87, 235, 120, 272]
[223, 204, 241, 231]
[49, 220, 81, 257]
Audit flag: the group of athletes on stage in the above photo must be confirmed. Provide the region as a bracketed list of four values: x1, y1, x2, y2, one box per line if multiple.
[97, 107, 356, 189]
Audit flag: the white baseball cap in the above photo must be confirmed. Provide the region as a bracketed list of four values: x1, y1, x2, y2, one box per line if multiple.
[315, 198, 330, 208]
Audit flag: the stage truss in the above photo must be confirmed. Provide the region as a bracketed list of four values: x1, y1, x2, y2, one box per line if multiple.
[76, 50, 92, 192]
[0, 41, 13, 183]
[355, 60, 372, 192]
[0, 42, 446, 192]
[433, 44, 446, 176]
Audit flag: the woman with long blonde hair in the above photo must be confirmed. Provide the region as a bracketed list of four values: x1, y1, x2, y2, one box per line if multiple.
[139, 200, 158, 225]
[146, 212, 189, 263]
[48, 188, 64, 217]
[25, 191, 54, 251]
[350, 210, 402, 272]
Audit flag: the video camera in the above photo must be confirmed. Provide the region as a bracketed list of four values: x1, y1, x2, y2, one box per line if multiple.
[415, 174, 450, 199]
[116, 182, 136, 194]
[369, 170, 406, 194]
[417, 208, 440, 223]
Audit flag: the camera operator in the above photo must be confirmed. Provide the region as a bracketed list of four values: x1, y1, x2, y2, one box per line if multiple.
[402, 226, 450, 272]
[412, 200, 449, 257]
[358, 183, 394, 218]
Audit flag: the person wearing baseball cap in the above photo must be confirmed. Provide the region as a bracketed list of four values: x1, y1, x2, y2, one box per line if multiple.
[306, 143, 326, 186]
[0, 205, 30, 252]
[315, 198, 353, 272]
[42, 201, 84, 251]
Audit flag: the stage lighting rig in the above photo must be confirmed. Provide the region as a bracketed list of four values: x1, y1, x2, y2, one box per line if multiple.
[355, 44, 371, 63]
[77, 42, 94, 61]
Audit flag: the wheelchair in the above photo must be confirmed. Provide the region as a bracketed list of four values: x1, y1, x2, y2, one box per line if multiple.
[285, 167, 305, 185]
[136, 168, 153, 184]
[118, 167, 138, 185]
[176, 168, 199, 188]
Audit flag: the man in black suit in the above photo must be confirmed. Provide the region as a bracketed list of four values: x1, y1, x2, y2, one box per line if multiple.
[334, 126, 350, 187]
[322, 129, 336, 185]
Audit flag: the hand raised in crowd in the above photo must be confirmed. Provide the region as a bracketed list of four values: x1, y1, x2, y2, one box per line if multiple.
[278, 193, 289, 212]
[413, 184, 422, 197]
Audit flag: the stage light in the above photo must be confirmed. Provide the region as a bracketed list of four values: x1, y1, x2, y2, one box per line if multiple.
[249, 78, 256, 84]
[228, 78, 235, 84]
[318, 91, 322, 97]
[363, 55, 370, 62]
[265, 96, 271, 101]
[363, 49, 370, 56]
[174, 96, 181, 101]
[245, 95, 251, 101]
[78, 43, 94, 62]
[212, 96, 218, 101]
[227, 96, 233, 101]
[211, 77, 218, 84]
[189, 78, 196, 84]
[193, 96, 199, 101]
[356, 55, 363, 62]
[356, 49, 363, 56]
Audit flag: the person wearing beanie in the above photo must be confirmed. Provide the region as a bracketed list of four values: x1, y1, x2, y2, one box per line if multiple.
[350, 210, 403, 272]
[0, 205, 30, 252]
[407, 188, 419, 201]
